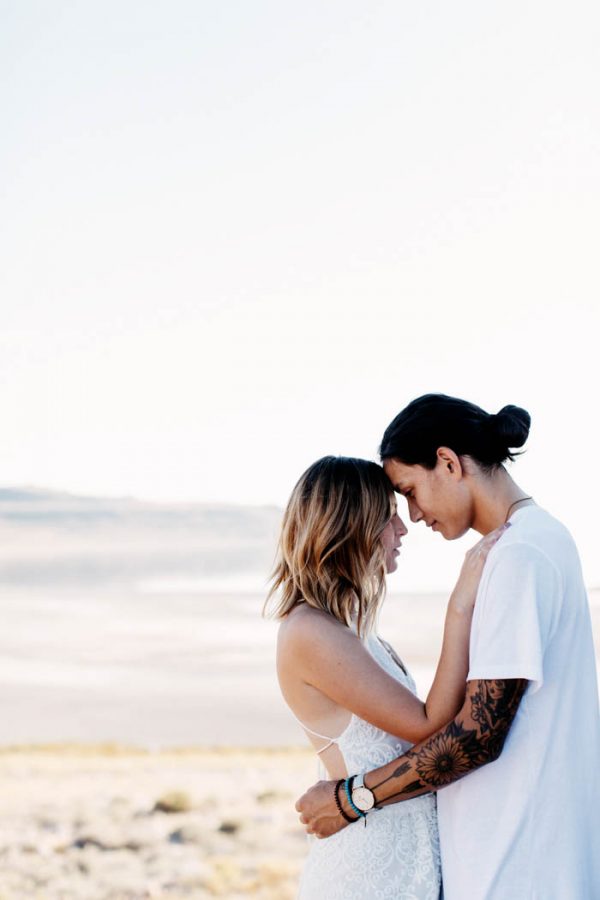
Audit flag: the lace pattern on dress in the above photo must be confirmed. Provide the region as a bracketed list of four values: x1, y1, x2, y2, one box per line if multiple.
[296, 631, 441, 900]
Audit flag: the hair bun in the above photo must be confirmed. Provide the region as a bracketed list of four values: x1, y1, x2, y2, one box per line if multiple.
[490, 405, 531, 450]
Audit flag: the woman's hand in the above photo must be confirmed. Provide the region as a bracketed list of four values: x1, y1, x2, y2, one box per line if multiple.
[450, 523, 510, 614]
[296, 779, 348, 839]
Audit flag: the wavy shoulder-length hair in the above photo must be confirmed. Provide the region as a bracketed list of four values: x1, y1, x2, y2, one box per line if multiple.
[265, 456, 395, 636]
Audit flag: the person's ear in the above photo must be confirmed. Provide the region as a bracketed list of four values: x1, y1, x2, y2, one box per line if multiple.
[436, 446, 463, 478]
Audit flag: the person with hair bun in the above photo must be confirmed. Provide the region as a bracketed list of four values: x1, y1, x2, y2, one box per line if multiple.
[296, 395, 600, 900]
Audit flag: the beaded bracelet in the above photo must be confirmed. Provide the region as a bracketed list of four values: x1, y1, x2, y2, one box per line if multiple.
[334, 779, 359, 824]
[344, 776, 367, 826]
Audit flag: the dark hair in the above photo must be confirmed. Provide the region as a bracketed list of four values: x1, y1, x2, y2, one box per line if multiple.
[379, 394, 531, 471]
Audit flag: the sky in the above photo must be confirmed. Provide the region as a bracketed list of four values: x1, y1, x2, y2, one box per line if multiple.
[1, 1, 599, 584]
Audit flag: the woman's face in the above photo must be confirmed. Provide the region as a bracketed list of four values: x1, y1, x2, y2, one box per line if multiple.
[383, 455, 474, 541]
[380, 508, 408, 573]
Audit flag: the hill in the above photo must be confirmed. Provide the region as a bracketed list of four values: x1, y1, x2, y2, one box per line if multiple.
[0, 488, 282, 588]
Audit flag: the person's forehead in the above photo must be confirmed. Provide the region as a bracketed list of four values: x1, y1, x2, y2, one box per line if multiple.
[383, 459, 419, 490]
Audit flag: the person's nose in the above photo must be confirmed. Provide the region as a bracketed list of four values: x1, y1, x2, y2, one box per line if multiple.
[396, 516, 408, 538]
[407, 498, 423, 523]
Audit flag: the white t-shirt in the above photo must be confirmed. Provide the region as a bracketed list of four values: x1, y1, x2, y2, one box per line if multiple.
[437, 506, 600, 900]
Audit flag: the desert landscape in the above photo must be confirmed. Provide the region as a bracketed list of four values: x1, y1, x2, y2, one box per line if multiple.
[0, 490, 598, 898]
[0, 745, 312, 900]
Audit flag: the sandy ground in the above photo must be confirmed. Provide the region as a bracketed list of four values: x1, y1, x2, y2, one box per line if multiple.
[0, 745, 314, 900]
[0, 588, 597, 898]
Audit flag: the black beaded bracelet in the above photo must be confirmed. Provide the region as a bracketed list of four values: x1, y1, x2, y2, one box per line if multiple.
[334, 779, 359, 824]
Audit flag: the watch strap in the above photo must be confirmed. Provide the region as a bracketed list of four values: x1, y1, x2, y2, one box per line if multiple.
[344, 776, 367, 820]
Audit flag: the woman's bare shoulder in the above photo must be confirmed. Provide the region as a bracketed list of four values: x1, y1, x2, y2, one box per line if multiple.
[276, 604, 362, 690]
[277, 604, 352, 652]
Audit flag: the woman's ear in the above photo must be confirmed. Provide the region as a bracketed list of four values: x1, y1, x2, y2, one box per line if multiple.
[436, 446, 463, 478]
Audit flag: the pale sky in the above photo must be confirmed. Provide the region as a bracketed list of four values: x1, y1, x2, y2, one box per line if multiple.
[1, 1, 599, 584]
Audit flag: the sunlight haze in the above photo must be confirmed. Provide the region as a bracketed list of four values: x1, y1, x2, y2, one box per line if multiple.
[1, 1, 598, 585]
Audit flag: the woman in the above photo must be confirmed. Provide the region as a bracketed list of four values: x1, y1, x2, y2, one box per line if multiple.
[295, 397, 600, 900]
[265, 455, 506, 899]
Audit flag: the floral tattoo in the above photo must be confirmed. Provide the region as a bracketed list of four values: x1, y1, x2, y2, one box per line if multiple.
[414, 727, 478, 786]
[371, 679, 528, 802]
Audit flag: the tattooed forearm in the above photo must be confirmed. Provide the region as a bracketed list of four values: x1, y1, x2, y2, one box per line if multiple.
[368, 679, 528, 804]
[374, 761, 411, 789]
[470, 678, 525, 735]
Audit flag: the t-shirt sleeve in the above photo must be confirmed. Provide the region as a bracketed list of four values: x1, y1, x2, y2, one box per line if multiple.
[467, 541, 562, 695]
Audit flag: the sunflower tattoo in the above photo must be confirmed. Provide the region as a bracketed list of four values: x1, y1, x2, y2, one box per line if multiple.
[371, 679, 528, 802]
[415, 733, 473, 786]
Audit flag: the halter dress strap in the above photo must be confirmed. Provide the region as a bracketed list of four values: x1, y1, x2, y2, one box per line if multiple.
[289, 711, 337, 755]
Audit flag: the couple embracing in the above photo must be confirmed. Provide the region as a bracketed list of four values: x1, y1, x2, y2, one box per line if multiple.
[266, 394, 600, 900]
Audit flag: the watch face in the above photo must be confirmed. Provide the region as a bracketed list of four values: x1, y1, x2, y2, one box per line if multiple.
[352, 786, 375, 812]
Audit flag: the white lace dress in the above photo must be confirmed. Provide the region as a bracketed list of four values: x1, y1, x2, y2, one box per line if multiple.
[296, 632, 441, 900]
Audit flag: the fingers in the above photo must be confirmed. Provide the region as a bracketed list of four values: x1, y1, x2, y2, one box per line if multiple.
[480, 525, 507, 546]
[294, 780, 347, 839]
[314, 817, 345, 838]
[471, 522, 510, 557]
[297, 812, 345, 838]
[308, 823, 333, 839]
[298, 813, 314, 834]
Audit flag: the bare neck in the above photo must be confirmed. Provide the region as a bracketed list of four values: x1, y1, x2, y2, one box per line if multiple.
[470, 467, 533, 535]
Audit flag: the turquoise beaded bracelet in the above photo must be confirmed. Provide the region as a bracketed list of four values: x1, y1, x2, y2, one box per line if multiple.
[344, 776, 367, 822]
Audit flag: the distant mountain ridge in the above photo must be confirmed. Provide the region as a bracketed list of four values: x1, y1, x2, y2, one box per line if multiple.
[0, 487, 282, 589]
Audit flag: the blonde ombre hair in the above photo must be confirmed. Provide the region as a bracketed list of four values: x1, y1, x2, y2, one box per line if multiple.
[265, 456, 395, 636]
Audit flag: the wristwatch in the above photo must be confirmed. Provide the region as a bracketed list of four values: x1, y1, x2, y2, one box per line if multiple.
[351, 773, 377, 812]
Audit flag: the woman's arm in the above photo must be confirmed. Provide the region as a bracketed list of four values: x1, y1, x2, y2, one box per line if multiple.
[279, 525, 507, 745]
[420, 525, 508, 730]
